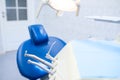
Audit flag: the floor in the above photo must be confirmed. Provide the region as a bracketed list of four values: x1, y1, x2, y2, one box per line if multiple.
[0, 51, 27, 80]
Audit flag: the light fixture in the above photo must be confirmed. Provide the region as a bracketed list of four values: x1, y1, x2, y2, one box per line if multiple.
[49, 0, 77, 11]
[36, 0, 80, 17]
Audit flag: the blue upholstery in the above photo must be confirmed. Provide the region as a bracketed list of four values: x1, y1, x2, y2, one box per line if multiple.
[28, 25, 48, 45]
[71, 40, 120, 78]
[17, 24, 66, 80]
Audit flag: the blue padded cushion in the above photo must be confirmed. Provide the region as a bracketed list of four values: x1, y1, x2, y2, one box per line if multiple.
[28, 24, 48, 45]
[17, 37, 66, 79]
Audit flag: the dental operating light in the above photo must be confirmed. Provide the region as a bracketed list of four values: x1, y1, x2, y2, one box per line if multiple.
[36, 0, 80, 17]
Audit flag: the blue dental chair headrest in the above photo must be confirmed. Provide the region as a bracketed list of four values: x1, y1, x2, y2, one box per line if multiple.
[17, 24, 66, 80]
[28, 24, 48, 45]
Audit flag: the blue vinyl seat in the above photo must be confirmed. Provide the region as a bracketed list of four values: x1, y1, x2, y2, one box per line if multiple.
[16, 24, 66, 80]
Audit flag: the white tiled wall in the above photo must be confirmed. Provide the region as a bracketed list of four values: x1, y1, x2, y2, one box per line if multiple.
[36, 0, 120, 41]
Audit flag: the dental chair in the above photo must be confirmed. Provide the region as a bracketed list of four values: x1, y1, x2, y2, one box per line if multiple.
[16, 24, 66, 80]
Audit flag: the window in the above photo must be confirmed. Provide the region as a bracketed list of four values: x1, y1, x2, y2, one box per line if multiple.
[6, 0, 27, 21]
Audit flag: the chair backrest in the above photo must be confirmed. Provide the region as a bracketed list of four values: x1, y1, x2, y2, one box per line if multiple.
[17, 24, 66, 80]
